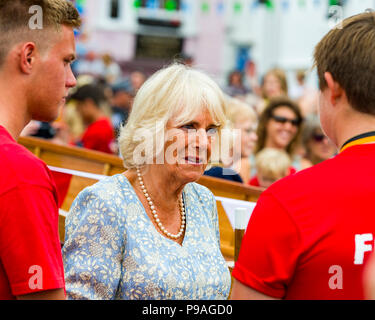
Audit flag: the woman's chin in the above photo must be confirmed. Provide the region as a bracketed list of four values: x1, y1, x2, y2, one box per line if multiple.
[178, 163, 206, 182]
[275, 139, 291, 150]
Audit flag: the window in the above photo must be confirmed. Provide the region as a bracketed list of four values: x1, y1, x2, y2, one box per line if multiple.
[110, 0, 120, 19]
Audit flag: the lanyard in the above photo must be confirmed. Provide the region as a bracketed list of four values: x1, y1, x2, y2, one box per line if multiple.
[340, 131, 375, 153]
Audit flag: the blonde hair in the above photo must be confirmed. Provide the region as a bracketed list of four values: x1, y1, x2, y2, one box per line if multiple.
[255, 148, 291, 179]
[118, 63, 228, 169]
[226, 97, 257, 126]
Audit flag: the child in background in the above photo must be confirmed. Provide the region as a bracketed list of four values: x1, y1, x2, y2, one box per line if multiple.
[249, 148, 292, 188]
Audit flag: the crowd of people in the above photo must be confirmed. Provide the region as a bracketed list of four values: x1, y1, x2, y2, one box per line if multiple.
[2, 0, 375, 301]
[20, 37, 337, 190]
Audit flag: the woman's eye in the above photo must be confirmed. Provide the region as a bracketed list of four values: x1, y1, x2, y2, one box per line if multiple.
[181, 124, 194, 130]
[207, 127, 218, 135]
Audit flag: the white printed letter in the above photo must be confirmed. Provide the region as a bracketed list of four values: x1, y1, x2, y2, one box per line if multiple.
[354, 233, 373, 265]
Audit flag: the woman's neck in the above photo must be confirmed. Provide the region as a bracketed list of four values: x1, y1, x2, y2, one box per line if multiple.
[125, 166, 183, 214]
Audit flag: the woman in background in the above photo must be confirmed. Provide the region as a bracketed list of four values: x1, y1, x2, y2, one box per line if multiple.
[255, 68, 289, 114]
[301, 114, 337, 167]
[205, 97, 258, 183]
[250, 97, 306, 178]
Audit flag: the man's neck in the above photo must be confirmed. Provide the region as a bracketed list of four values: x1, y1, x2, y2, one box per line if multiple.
[0, 74, 29, 140]
[0, 103, 29, 140]
[334, 110, 375, 150]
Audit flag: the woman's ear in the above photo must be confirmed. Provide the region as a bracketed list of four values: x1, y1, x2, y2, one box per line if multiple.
[19, 42, 37, 74]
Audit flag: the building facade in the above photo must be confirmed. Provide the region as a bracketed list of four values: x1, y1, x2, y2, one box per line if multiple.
[78, 0, 375, 87]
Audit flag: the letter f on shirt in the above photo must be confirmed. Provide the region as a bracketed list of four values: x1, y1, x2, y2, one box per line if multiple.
[354, 234, 373, 265]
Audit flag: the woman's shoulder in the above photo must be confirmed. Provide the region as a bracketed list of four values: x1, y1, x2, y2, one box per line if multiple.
[74, 174, 128, 205]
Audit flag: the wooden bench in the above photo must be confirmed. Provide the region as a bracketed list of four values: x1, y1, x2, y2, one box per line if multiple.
[19, 136, 263, 260]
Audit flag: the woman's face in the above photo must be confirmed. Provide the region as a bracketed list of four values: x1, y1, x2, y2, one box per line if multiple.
[234, 120, 257, 158]
[263, 73, 283, 98]
[162, 109, 219, 184]
[308, 129, 337, 162]
[265, 106, 300, 150]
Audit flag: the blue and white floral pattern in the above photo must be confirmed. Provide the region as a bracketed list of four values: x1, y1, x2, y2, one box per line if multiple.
[62, 174, 231, 300]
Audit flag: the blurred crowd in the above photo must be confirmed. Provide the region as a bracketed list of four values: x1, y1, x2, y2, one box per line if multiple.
[206, 65, 337, 188]
[21, 45, 337, 189]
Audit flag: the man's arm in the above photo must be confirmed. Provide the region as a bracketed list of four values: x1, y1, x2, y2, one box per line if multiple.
[230, 193, 301, 299]
[231, 279, 279, 300]
[17, 288, 65, 300]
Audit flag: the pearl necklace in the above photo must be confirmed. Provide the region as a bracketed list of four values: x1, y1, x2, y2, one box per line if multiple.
[136, 168, 186, 240]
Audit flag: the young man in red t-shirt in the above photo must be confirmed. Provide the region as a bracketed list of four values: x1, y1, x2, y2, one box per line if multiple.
[231, 12, 375, 300]
[0, 1, 80, 300]
[69, 84, 115, 154]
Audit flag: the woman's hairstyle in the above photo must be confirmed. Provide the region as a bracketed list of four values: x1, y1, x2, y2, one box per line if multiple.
[255, 148, 291, 179]
[226, 97, 258, 126]
[255, 97, 303, 155]
[118, 63, 228, 169]
[261, 68, 288, 99]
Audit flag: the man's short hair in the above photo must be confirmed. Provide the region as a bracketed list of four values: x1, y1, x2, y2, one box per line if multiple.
[0, 0, 81, 66]
[314, 11, 375, 115]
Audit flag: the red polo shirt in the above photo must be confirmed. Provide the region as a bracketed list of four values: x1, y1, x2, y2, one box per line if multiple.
[0, 126, 64, 299]
[233, 143, 375, 299]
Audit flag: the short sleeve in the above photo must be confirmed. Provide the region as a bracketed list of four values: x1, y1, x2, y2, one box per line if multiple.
[62, 187, 124, 300]
[232, 192, 302, 299]
[0, 186, 64, 297]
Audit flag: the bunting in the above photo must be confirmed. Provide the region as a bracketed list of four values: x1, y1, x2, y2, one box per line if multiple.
[121, 0, 328, 16]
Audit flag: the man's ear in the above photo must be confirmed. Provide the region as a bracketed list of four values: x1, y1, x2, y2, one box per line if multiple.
[19, 42, 37, 74]
[324, 72, 345, 106]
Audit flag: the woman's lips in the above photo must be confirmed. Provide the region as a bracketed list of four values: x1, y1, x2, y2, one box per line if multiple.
[185, 156, 203, 164]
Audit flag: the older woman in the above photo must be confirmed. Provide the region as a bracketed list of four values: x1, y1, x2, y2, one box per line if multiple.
[250, 97, 306, 178]
[62, 64, 231, 300]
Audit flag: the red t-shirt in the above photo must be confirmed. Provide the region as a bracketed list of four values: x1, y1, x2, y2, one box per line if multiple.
[81, 118, 114, 154]
[233, 144, 375, 299]
[0, 126, 65, 299]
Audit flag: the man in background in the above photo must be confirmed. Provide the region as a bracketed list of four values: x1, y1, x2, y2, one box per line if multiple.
[70, 84, 115, 154]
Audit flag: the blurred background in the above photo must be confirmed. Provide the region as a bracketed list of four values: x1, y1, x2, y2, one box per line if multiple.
[70, 0, 374, 87]
[21, 0, 375, 187]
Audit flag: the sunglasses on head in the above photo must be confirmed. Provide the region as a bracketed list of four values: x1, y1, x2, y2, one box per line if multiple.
[312, 133, 327, 142]
[270, 115, 301, 127]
